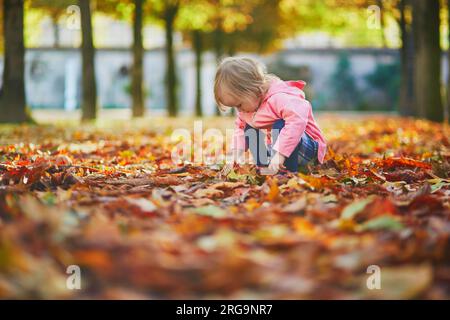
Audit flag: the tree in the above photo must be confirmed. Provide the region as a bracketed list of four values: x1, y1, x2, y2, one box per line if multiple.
[163, 1, 180, 117]
[385, 0, 415, 116]
[0, 0, 28, 123]
[144, 0, 183, 117]
[179, 0, 283, 117]
[79, 0, 97, 121]
[375, 0, 444, 119]
[177, 0, 217, 116]
[132, 0, 145, 117]
[97, 0, 149, 118]
[376, 0, 388, 48]
[398, 0, 414, 116]
[28, 0, 74, 48]
[0, 0, 3, 52]
[447, 0, 450, 124]
[412, 0, 443, 122]
[226, 0, 285, 54]
[202, 0, 266, 115]
[192, 30, 203, 117]
[161, 0, 296, 117]
[330, 53, 361, 110]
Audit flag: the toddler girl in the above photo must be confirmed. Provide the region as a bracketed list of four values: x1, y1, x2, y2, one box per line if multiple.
[214, 57, 327, 175]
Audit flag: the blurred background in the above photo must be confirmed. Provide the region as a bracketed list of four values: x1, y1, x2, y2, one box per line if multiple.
[0, 0, 448, 122]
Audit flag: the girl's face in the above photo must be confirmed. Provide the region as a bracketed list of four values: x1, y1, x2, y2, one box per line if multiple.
[219, 86, 261, 113]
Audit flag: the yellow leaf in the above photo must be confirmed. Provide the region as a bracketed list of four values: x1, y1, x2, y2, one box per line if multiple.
[292, 217, 317, 238]
[266, 178, 280, 202]
[244, 198, 260, 212]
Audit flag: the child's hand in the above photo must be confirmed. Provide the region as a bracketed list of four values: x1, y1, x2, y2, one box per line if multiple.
[267, 152, 286, 175]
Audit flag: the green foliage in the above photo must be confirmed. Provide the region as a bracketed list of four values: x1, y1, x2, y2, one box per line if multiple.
[97, 0, 135, 22]
[27, 0, 74, 15]
[177, 1, 216, 32]
[226, 0, 286, 53]
[329, 52, 361, 110]
[179, 0, 272, 54]
[267, 59, 312, 82]
[123, 81, 151, 100]
[267, 57, 314, 100]
[328, 54, 401, 111]
[365, 61, 400, 109]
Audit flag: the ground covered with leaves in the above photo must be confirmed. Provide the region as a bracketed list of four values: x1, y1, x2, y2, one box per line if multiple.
[0, 115, 449, 299]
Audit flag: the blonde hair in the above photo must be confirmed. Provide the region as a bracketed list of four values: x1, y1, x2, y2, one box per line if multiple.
[214, 57, 279, 112]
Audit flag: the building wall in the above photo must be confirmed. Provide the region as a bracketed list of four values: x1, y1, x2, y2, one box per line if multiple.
[2, 47, 447, 115]
[21, 47, 218, 115]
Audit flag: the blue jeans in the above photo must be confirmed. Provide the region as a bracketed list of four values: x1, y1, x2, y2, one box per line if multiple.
[244, 119, 319, 173]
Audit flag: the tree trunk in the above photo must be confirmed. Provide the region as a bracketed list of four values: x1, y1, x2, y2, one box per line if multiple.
[51, 12, 60, 48]
[213, 27, 224, 64]
[447, 0, 450, 124]
[227, 33, 236, 57]
[132, 0, 144, 118]
[214, 26, 224, 116]
[412, 0, 443, 122]
[193, 30, 203, 117]
[398, 0, 414, 116]
[406, 12, 416, 115]
[227, 33, 236, 117]
[411, 0, 420, 116]
[164, 4, 178, 117]
[0, 0, 27, 123]
[79, 0, 97, 121]
[376, 0, 387, 48]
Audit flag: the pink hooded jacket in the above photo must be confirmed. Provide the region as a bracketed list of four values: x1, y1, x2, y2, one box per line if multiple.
[232, 79, 327, 164]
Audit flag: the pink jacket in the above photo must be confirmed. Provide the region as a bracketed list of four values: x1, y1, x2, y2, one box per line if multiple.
[232, 79, 327, 164]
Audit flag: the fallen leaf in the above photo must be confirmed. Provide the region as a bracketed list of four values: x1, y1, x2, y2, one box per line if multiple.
[359, 215, 404, 232]
[193, 205, 227, 218]
[341, 196, 376, 220]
